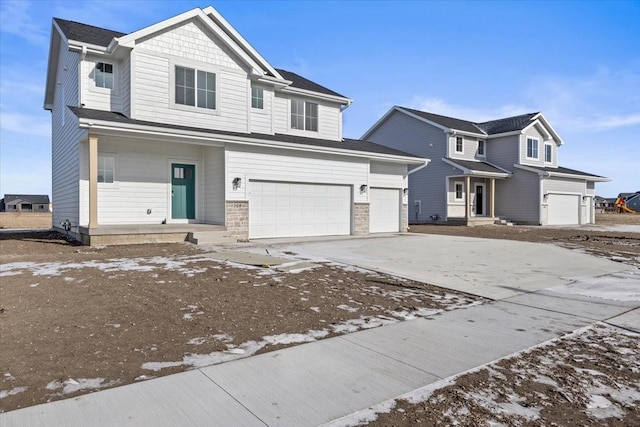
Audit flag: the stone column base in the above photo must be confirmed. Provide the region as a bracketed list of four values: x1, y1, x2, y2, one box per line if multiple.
[402, 203, 408, 232]
[354, 203, 370, 235]
[226, 201, 249, 241]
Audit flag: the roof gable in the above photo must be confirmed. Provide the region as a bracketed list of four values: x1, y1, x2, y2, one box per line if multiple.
[475, 113, 539, 134]
[400, 107, 484, 134]
[3, 194, 51, 204]
[54, 18, 125, 46]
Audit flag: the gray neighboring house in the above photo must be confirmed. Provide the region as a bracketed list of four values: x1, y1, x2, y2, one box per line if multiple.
[619, 192, 640, 212]
[0, 195, 51, 212]
[363, 107, 609, 225]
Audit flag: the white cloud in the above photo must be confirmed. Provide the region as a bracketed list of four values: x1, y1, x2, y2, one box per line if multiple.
[0, 112, 50, 136]
[0, 0, 48, 45]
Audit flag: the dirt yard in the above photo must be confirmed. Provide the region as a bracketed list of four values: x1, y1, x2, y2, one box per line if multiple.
[0, 230, 481, 412]
[410, 213, 640, 268]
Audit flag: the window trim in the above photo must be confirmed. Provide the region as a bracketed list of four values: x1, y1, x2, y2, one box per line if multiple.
[526, 137, 539, 159]
[454, 181, 464, 201]
[455, 136, 464, 154]
[290, 99, 318, 132]
[251, 85, 264, 110]
[97, 153, 117, 187]
[169, 60, 220, 115]
[90, 61, 116, 94]
[544, 143, 553, 164]
[477, 140, 485, 157]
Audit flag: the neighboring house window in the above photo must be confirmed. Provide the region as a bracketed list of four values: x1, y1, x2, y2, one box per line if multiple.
[545, 143, 552, 163]
[455, 137, 463, 153]
[478, 140, 485, 156]
[98, 155, 115, 183]
[251, 86, 264, 109]
[291, 99, 318, 131]
[527, 138, 539, 159]
[454, 182, 464, 200]
[95, 62, 114, 89]
[175, 66, 216, 110]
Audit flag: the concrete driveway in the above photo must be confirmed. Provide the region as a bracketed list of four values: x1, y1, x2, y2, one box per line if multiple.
[257, 233, 636, 301]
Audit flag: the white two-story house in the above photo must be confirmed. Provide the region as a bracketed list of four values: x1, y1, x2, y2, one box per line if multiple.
[44, 7, 426, 244]
[363, 107, 609, 226]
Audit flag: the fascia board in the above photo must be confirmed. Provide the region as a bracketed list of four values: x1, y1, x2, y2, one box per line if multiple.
[279, 86, 352, 105]
[77, 118, 425, 164]
[547, 171, 610, 182]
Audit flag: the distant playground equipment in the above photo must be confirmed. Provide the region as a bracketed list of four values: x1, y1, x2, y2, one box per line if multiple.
[615, 196, 636, 213]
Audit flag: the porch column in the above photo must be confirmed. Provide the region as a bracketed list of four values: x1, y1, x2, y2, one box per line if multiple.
[464, 175, 471, 220]
[490, 178, 495, 218]
[88, 134, 98, 229]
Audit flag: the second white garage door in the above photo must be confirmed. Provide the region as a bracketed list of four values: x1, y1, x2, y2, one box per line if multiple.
[370, 188, 401, 233]
[547, 194, 580, 225]
[249, 181, 352, 238]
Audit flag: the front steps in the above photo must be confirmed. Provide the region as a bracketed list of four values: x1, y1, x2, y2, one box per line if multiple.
[495, 217, 515, 226]
[188, 229, 237, 245]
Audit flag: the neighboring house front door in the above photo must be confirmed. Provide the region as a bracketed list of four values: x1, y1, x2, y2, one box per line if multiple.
[474, 184, 484, 216]
[171, 163, 195, 220]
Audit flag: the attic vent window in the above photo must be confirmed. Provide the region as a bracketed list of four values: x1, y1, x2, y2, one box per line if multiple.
[95, 62, 114, 89]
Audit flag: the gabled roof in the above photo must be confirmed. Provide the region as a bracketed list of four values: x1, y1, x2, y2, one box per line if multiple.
[68, 107, 423, 161]
[3, 194, 51, 204]
[514, 164, 609, 181]
[475, 113, 540, 134]
[442, 158, 510, 177]
[400, 108, 484, 134]
[276, 69, 345, 98]
[54, 18, 125, 46]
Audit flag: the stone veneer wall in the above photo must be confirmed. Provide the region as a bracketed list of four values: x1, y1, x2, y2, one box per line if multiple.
[225, 201, 249, 241]
[401, 203, 408, 232]
[353, 203, 370, 235]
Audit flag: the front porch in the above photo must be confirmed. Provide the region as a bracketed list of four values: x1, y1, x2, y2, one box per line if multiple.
[77, 223, 235, 246]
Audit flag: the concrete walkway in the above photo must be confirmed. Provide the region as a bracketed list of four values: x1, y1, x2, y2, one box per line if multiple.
[3, 236, 639, 426]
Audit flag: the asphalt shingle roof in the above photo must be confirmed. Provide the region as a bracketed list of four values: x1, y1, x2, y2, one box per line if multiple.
[68, 107, 420, 159]
[522, 165, 606, 179]
[399, 107, 539, 135]
[444, 159, 509, 175]
[3, 194, 50, 204]
[52, 19, 344, 98]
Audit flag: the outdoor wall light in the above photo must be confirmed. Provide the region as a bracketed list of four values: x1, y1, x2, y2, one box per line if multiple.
[232, 177, 242, 190]
[403, 188, 408, 195]
[360, 184, 368, 194]
[543, 193, 549, 200]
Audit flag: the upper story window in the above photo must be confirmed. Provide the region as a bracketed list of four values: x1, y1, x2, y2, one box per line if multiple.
[477, 140, 485, 156]
[455, 137, 463, 153]
[95, 62, 114, 89]
[175, 66, 216, 110]
[251, 86, 264, 109]
[527, 137, 539, 159]
[291, 99, 318, 131]
[544, 143, 553, 163]
[98, 155, 115, 184]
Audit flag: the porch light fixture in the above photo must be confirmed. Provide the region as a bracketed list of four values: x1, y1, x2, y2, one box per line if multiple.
[582, 196, 588, 202]
[360, 184, 368, 194]
[403, 188, 408, 195]
[232, 177, 241, 190]
[543, 193, 549, 200]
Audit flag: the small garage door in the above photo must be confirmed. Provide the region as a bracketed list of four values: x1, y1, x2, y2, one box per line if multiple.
[370, 188, 400, 233]
[249, 181, 351, 238]
[547, 194, 580, 225]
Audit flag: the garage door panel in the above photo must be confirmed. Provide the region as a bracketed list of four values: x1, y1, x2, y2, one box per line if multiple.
[547, 194, 580, 225]
[370, 188, 401, 233]
[249, 181, 351, 238]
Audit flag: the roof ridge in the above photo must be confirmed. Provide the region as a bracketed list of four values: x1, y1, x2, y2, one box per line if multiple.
[475, 112, 539, 125]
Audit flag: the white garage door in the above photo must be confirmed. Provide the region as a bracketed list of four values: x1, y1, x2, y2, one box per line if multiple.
[370, 188, 400, 233]
[249, 181, 351, 238]
[547, 194, 580, 225]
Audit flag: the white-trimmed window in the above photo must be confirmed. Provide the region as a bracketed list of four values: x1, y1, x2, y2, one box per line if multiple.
[291, 99, 318, 131]
[251, 86, 264, 109]
[527, 137, 539, 159]
[477, 140, 485, 156]
[544, 143, 552, 163]
[97, 155, 115, 184]
[95, 62, 114, 89]
[455, 137, 464, 153]
[454, 182, 464, 200]
[175, 66, 216, 110]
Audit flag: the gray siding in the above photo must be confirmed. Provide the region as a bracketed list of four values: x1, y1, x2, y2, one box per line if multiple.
[448, 135, 486, 161]
[486, 134, 519, 170]
[494, 169, 540, 224]
[367, 111, 446, 223]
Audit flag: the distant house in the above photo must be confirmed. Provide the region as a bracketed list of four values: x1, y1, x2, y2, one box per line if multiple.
[619, 191, 640, 212]
[363, 107, 610, 226]
[0, 195, 51, 212]
[594, 196, 614, 212]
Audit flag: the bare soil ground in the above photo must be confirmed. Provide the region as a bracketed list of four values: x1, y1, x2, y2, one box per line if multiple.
[410, 213, 640, 268]
[0, 231, 481, 412]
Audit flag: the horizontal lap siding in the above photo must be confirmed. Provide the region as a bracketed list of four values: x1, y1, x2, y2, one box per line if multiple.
[520, 126, 548, 167]
[448, 135, 484, 161]
[52, 43, 85, 230]
[272, 92, 341, 141]
[486, 135, 519, 170]
[495, 169, 540, 224]
[543, 177, 586, 194]
[369, 162, 407, 188]
[81, 54, 123, 112]
[204, 146, 225, 224]
[121, 55, 131, 116]
[225, 145, 367, 203]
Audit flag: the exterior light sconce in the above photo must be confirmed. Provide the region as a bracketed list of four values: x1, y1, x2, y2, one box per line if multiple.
[582, 196, 588, 202]
[232, 177, 242, 190]
[403, 188, 408, 195]
[360, 184, 368, 194]
[543, 193, 549, 201]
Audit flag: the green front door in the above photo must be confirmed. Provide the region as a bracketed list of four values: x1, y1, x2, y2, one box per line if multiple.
[171, 163, 195, 219]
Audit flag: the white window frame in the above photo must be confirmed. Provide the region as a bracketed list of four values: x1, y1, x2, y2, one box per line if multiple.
[91, 61, 116, 94]
[170, 60, 220, 115]
[477, 140, 485, 157]
[544, 143, 553, 164]
[455, 137, 464, 154]
[290, 99, 318, 132]
[454, 181, 464, 201]
[97, 154, 116, 185]
[526, 137, 539, 159]
[251, 85, 264, 110]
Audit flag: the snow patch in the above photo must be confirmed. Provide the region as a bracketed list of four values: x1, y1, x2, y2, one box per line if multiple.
[46, 378, 119, 394]
[0, 386, 28, 399]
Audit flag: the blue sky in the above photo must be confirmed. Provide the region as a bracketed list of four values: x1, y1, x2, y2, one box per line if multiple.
[1, 0, 638, 198]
